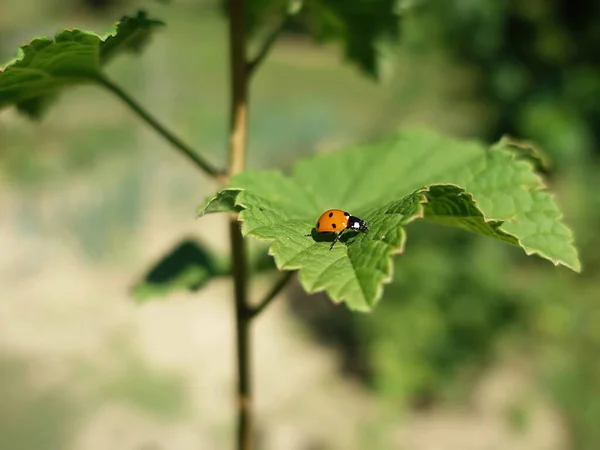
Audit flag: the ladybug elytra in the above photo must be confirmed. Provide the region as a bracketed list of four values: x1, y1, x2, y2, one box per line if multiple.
[308, 209, 369, 250]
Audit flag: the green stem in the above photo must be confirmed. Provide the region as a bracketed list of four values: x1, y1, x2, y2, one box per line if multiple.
[250, 271, 294, 319]
[226, 0, 295, 447]
[227, 0, 252, 448]
[230, 218, 251, 450]
[96, 75, 225, 181]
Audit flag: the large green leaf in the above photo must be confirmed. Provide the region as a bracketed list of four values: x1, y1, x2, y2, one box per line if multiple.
[198, 128, 580, 311]
[0, 10, 164, 118]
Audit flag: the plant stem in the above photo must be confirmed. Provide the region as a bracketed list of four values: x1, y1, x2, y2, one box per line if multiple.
[250, 271, 295, 319]
[227, 0, 295, 447]
[230, 218, 251, 450]
[228, 0, 249, 177]
[227, 0, 251, 449]
[96, 74, 225, 181]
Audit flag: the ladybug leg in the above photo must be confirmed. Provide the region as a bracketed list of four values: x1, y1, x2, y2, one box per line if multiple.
[329, 234, 338, 250]
[329, 230, 346, 250]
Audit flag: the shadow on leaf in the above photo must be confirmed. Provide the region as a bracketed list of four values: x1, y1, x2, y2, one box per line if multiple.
[307, 228, 334, 244]
[307, 228, 361, 247]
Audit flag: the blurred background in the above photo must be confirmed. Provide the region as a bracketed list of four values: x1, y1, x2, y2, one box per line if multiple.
[1, 0, 599, 449]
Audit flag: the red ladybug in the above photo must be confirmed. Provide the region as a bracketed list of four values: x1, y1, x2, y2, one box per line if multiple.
[309, 209, 369, 250]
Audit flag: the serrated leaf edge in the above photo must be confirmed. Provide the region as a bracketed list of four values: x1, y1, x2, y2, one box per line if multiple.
[197, 179, 580, 311]
[1, 10, 164, 71]
[198, 186, 429, 310]
[485, 147, 580, 272]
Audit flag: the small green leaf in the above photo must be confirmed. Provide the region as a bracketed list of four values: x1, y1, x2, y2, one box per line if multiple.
[198, 128, 580, 311]
[0, 10, 164, 118]
[131, 239, 223, 302]
[197, 190, 244, 216]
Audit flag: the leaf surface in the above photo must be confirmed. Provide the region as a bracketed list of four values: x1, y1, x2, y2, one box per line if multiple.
[199, 128, 580, 311]
[0, 10, 164, 118]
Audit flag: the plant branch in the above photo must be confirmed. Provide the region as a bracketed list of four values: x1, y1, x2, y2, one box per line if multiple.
[227, 0, 252, 449]
[96, 75, 225, 181]
[250, 271, 295, 319]
[246, 16, 289, 78]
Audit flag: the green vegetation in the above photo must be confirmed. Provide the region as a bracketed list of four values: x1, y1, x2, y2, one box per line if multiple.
[1, 0, 597, 449]
[199, 129, 578, 310]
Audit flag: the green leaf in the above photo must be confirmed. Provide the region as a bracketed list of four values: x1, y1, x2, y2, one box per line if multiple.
[198, 128, 580, 311]
[492, 134, 551, 172]
[0, 10, 164, 118]
[303, 0, 400, 77]
[131, 239, 223, 302]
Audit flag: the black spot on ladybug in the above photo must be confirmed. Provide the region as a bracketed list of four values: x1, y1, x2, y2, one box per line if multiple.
[317, 221, 320, 228]
[328, 212, 334, 218]
[332, 223, 337, 229]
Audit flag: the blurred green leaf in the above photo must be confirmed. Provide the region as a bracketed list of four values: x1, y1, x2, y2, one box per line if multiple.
[0, 10, 164, 118]
[247, 0, 291, 36]
[219, 0, 289, 38]
[131, 239, 223, 302]
[303, 0, 400, 77]
[198, 128, 580, 311]
[230, 0, 399, 77]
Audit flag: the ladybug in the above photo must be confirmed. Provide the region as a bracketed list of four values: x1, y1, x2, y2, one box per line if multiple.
[308, 209, 369, 250]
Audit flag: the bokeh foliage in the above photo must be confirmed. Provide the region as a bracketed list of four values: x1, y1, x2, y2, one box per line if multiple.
[0, 0, 598, 449]
[307, 1, 600, 447]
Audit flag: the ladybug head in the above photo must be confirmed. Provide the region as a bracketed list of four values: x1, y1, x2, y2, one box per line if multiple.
[348, 216, 368, 233]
